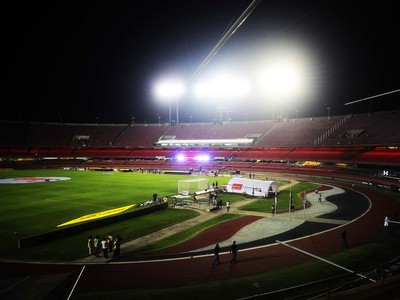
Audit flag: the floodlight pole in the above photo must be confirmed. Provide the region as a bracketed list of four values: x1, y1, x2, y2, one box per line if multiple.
[176, 98, 179, 125]
[289, 187, 292, 220]
[169, 100, 172, 126]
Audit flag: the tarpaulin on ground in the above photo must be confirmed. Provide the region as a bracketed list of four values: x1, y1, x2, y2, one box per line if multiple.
[226, 178, 278, 197]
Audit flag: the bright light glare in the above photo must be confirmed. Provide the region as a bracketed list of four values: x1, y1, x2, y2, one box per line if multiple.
[257, 47, 311, 100]
[259, 64, 300, 95]
[194, 73, 250, 101]
[154, 78, 185, 101]
[176, 154, 185, 162]
[194, 154, 210, 162]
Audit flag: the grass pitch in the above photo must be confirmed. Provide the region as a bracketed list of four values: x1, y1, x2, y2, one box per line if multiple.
[3, 169, 399, 299]
[0, 169, 309, 261]
[0, 169, 230, 260]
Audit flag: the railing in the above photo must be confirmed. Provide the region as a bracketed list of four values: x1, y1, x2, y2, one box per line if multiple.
[237, 256, 400, 300]
[314, 114, 352, 145]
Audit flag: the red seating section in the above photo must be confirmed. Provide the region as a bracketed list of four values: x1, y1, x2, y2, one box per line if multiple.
[1, 111, 400, 170]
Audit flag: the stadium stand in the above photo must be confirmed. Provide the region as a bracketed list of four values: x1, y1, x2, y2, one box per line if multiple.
[0, 111, 399, 188]
[254, 116, 340, 147]
[350, 147, 400, 166]
[234, 148, 294, 160]
[284, 147, 364, 162]
[117, 124, 167, 147]
[323, 110, 400, 146]
[0, 120, 27, 146]
[162, 123, 215, 139]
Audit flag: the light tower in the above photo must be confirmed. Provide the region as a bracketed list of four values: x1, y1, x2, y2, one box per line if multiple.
[154, 78, 185, 126]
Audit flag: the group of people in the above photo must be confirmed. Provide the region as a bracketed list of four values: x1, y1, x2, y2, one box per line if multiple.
[212, 241, 238, 265]
[211, 195, 223, 210]
[88, 233, 122, 259]
[153, 193, 168, 205]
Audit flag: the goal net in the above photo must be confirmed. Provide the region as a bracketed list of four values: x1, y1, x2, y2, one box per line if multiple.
[178, 178, 208, 194]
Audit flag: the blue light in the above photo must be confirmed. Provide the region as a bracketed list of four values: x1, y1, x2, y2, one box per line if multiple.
[176, 154, 186, 162]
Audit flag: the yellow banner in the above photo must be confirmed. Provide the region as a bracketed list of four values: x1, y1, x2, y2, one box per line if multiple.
[57, 204, 135, 227]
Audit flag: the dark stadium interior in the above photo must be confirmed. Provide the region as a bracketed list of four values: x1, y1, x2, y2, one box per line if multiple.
[1, 1, 400, 298]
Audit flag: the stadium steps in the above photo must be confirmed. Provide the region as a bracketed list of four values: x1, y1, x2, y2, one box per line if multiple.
[111, 123, 131, 146]
[252, 123, 278, 147]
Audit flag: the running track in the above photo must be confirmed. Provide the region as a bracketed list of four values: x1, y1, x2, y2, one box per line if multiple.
[1, 183, 399, 295]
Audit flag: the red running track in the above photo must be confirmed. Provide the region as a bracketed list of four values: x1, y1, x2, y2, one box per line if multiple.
[0, 184, 398, 294]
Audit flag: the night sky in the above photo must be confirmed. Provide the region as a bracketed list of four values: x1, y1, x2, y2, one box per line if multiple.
[1, 0, 399, 124]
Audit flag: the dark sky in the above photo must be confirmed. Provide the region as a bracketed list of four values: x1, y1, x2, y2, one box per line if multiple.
[1, 0, 399, 124]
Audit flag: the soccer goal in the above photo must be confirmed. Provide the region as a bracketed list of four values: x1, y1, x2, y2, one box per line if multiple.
[178, 178, 209, 194]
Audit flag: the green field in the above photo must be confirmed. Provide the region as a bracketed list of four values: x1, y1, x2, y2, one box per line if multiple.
[0, 169, 307, 261]
[3, 169, 400, 299]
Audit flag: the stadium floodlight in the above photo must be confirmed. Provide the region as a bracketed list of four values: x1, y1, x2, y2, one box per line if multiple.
[257, 45, 311, 119]
[154, 78, 185, 125]
[258, 62, 303, 98]
[193, 72, 251, 101]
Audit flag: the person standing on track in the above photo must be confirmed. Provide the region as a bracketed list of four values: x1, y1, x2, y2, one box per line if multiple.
[113, 235, 122, 258]
[212, 243, 221, 265]
[101, 237, 108, 259]
[93, 235, 100, 257]
[87, 236, 92, 255]
[230, 241, 238, 263]
[384, 215, 390, 231]
[341, 230, 348, 249]
[107, 233, 113, 253]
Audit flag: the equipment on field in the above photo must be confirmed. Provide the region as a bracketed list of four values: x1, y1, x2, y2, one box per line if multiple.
[226, 178, 278, 197]
[178, 178, 208, 194]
